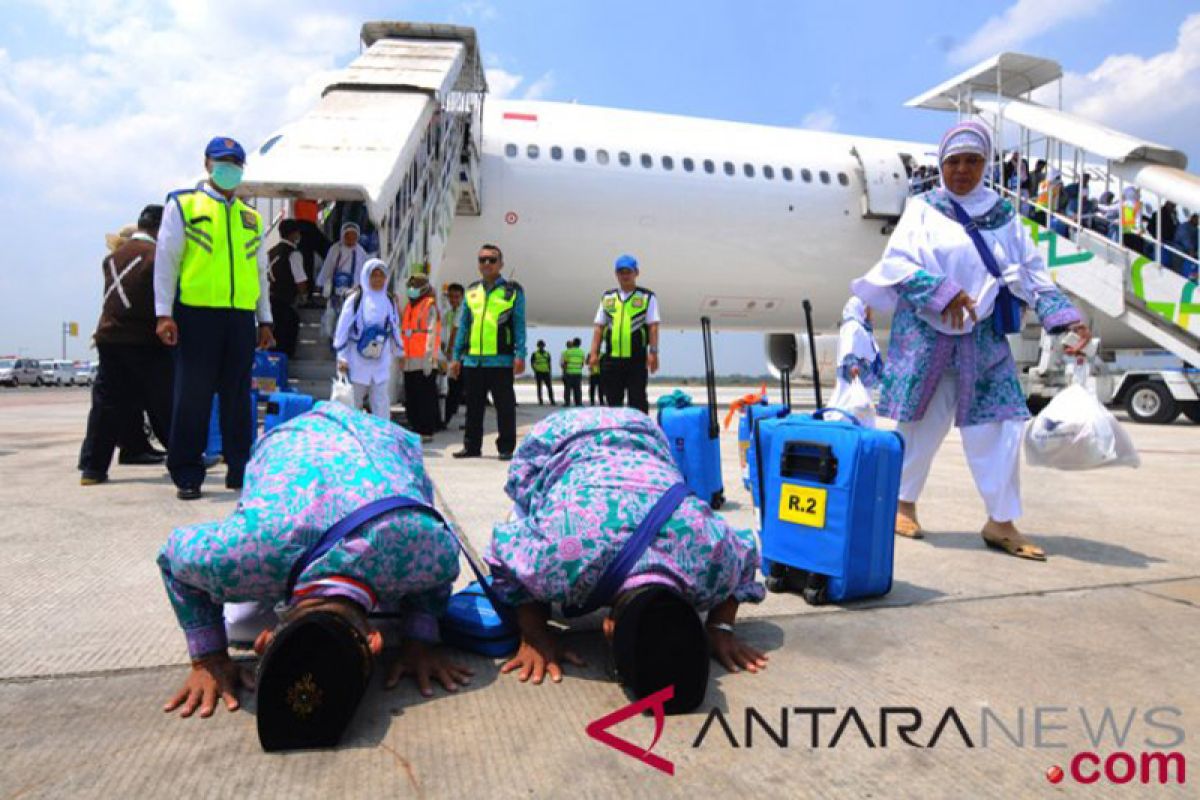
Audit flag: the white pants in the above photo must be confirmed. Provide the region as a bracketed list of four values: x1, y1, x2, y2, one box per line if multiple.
[352, 380, 391, 420]
[896, 375, 1024, 522]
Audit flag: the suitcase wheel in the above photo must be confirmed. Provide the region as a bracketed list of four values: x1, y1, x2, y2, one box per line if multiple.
[802, 584, 827, 606]
[765, 576, 787, 593]
[710, 491, 724, 510]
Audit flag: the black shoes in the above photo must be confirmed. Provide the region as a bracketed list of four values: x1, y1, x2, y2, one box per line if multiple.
[80, 472, 108, 486]
[177, 486, 202, 501]
[118, 450, 166, 465]
[498, 452, 514, 462]
[225, 473, 244, 490]
[452, 449, 482, 459]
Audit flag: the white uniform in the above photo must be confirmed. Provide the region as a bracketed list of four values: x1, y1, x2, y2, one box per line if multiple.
[334, 260, 402, 419]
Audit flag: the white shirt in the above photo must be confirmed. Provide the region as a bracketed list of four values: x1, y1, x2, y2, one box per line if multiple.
[153, 182, 272, 323]
[272, 242, 307, 287]
[593, 288, 661, 326]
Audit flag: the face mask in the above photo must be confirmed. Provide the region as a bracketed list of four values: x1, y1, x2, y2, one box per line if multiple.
[210, 162, 243, 191]
[406, 287, 424, 300]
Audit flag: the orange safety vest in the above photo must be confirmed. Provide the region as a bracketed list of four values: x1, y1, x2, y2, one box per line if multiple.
[401, 294, 440, 360]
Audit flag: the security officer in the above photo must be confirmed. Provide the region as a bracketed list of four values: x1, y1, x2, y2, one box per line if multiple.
[530, 340, 555, 406]
[561, 338, 585, 407]
[449, 244, 526, 460]
[400, 264, 442, 442]
[587, 254, 659, 414]
[155, 136, 274, 500]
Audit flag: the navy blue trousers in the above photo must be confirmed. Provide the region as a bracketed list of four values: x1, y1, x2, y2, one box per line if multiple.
[167, 304, 256, 488]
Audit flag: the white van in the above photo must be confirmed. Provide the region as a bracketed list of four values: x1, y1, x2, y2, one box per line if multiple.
[42, 360, 76, 386]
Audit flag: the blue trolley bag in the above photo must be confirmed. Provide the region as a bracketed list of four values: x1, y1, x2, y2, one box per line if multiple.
[263, 391, 315, 433]
[441, 578, 519, 657]
[205, 392, 259, 458]
[756, 410, 902, 604]
[252, 351, 288, 397]
[657, 316, 724, 509]
[743, 402, 789, 500]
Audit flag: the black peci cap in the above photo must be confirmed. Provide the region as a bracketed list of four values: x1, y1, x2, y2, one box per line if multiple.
[610, 586, 709, 715]
[256, 610, 373, 752]
[138, 204, 163, 232]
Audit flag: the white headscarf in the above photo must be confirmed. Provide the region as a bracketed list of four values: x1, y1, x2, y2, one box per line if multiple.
[333, 258, 401, 350]
[938, 120, 999, 217]
[837, 296, 879, 365]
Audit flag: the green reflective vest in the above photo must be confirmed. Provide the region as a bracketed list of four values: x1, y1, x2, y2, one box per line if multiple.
[562, 347, 585, 375]
[465, 280, 519, 356]
[600, 287, 654, 359]
[172, 188, 262, 311]
[531, 349, 551, 373]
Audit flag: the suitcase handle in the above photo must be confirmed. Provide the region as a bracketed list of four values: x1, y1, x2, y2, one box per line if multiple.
[812, 407, 862, 427]
[781, 440, 838, 484]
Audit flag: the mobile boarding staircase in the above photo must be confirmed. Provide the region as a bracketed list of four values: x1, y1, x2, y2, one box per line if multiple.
[905, 53, 1200, 422]
[239, 22, 487, 399]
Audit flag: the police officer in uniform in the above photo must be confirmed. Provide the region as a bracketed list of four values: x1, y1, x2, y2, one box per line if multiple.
[588, 254, 659, 414]
[449, 244, 526, 460]
[155, 136, 274, 500]
[561, 338, 586, 407]
[530, 340, 555, 406]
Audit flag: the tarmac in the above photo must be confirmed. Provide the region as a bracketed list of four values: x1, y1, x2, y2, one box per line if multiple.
[0, 385, 1197, 799]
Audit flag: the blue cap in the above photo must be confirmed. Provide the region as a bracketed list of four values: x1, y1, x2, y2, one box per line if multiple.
[614, 254, 639, 272]
[204, 136, 246, 164]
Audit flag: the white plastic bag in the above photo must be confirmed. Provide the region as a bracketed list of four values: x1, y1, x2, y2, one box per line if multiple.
[829, 377, 877, 429]
[330, 374, 355, 407]
[1024, 382, 1140, 471]
[321, 303, 337, 341]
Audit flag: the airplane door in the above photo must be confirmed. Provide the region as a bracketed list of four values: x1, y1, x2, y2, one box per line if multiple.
[851, 143, 909, 219]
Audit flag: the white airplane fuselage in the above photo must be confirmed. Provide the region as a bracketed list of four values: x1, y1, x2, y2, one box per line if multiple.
[442, 99, 933, 332]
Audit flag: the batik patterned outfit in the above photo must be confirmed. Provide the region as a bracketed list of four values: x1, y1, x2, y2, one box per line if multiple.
[158, 401, 459, 659]
[485, 407, 765, 610]
[852, 184, 1081, 522]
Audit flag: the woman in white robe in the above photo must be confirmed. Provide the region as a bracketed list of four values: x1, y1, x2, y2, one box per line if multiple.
[851, 120, 1092, 561]
[333, 258, 402, 420]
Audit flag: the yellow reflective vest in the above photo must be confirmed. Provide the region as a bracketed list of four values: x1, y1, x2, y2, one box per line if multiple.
[464, 280, 519, 356]
[599, 287, 654, 359]
[171, 188, 262, 311]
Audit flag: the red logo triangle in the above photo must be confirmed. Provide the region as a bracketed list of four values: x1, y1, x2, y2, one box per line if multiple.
[585, 686, 675, 776]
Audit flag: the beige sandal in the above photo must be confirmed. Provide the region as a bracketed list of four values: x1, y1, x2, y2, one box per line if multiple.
[895, 514, 924, 539]
[981, 524, 1046, 561]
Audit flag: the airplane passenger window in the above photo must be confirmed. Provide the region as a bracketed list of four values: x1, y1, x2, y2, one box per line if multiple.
[597, 149, 610, 165]
[504, 143, 518, 158]
[743, 163, 755, 178]
[819, 170, 830, 184]
[574, 147, 587, 163]
[837, 172, 849, 185]
[723, 161, 735, 176]
[527, 144, 540, 159]
[662, 156, 674, 170]
[801, 168, 813, 182]
[763, 165, 775, 180]
[619, 151, 631, 166]
[551, 146, 563, 160]
[782, 166, 794, 181]
[704, 159, 715, 174]
[683, 157, 694, 172]
[641, 154, 653, 168]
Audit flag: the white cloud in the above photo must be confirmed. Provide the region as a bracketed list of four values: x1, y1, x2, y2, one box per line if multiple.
[1053, 13, 1200, 159]
[800, 108, 838, 132]
[484, 67, 555, 101]
[485, 67, 524, 99]
[950, 0, 1105, 65]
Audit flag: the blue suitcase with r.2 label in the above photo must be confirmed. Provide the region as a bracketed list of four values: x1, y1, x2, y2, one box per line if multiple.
[754, 409, 902, 605]
[656, 316, 724, 509]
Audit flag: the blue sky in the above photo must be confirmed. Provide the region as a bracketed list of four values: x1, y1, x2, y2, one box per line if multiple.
[1, 0, 1197, 371]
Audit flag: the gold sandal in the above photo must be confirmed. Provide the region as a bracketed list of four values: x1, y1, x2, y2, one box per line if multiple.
[981, 524, 1046, 561]
[895, 514, 924, 539]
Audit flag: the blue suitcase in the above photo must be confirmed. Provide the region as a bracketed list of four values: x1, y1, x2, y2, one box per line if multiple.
[755, 409, 902, 604]
[252, 351, 288, 397]
[204, 392, 259, 459]
[441, 580, 520, 657]
[740, 401, 789, 497]
[657, 316, 724, 509]
[263, 391, 314, 432]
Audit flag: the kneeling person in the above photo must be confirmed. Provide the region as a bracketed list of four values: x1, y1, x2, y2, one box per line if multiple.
[158, 401, 470, 750]
[485, 407, 767, 714]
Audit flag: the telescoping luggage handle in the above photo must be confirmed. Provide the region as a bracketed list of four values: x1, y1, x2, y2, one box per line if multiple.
[700, 316, 719, 440]
[286, 495, 515, 627]
[563, 482, 690, 618]
[802, 298, 822, 410]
